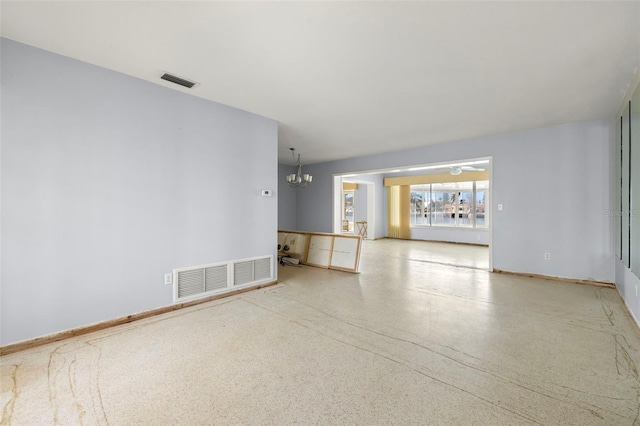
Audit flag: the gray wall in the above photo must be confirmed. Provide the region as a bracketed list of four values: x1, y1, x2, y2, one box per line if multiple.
[1, 39, 278, 345]
[353, 185, 367, 223]
[295, 119, 613, 283]
[278, 164, 297, 230]
[411, 227, 489, 245]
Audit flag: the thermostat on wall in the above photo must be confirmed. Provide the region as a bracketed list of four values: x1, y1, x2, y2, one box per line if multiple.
[261, 189, 273, 197]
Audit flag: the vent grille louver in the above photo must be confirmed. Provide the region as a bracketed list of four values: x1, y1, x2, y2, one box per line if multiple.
[174, 256, 273, 302]
[234, 261, 254, 286]
[177, 269, 205, 298]
[254, 258, 271, 281]
[161, 73, 196, 88]
[205, 265, 228, 292]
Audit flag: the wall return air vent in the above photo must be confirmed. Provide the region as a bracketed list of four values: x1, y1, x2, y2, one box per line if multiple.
[161, 72, 197, 89]
[173, 256, 274, 303]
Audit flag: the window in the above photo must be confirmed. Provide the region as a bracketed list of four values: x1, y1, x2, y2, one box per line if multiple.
[410, 180, 489, 228]
[410, 187, 425, 225]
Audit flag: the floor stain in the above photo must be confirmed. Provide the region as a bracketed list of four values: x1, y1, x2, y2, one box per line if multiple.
[1, 362, 21, 425]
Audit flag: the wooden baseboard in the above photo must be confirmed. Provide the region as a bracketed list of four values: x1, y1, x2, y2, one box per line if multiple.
[492, 269, 615, 289]
[424, 239, 488, 247]
[0, 280, 278, 357]
[382, 237, 488, 247]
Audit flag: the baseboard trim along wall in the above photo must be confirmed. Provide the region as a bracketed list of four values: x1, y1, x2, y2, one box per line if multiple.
[0, 280, 278, 356]
[493, 269, 615, 289]
[384, 237, 488, 247]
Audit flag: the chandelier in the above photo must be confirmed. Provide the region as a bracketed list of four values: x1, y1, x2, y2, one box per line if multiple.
[286, 148, 313, 188]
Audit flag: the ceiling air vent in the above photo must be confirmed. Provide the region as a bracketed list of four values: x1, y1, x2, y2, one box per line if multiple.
[161, 73, 196, 89]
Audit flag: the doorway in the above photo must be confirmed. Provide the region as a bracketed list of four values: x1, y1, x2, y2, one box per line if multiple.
[342, 190, 355, 233]
[334, 178, 375, 240]
[333, 157, 492, 271]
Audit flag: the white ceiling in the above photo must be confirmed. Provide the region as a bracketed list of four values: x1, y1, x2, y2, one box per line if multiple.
[2, 1, 639, 165]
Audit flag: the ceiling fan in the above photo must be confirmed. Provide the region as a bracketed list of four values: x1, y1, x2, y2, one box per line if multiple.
[449, 165, 486, 175]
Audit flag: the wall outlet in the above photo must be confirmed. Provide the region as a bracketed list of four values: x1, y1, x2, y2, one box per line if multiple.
[544, 252, 551, 260]
[497, 203, 504, 211]
[164, 273, 173, 285]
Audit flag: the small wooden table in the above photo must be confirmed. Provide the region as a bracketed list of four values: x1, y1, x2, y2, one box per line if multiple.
[355, 221, 368, 238]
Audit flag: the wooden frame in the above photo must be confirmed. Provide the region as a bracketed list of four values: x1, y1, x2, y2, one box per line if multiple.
[278, 231, 311, 264]
[330, 236, 362, 272]
[307, 235, 335, 268]
[278, 230, 362, 273]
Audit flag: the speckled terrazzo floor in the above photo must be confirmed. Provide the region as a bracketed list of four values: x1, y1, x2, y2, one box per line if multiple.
[2, 239, 639, 425]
